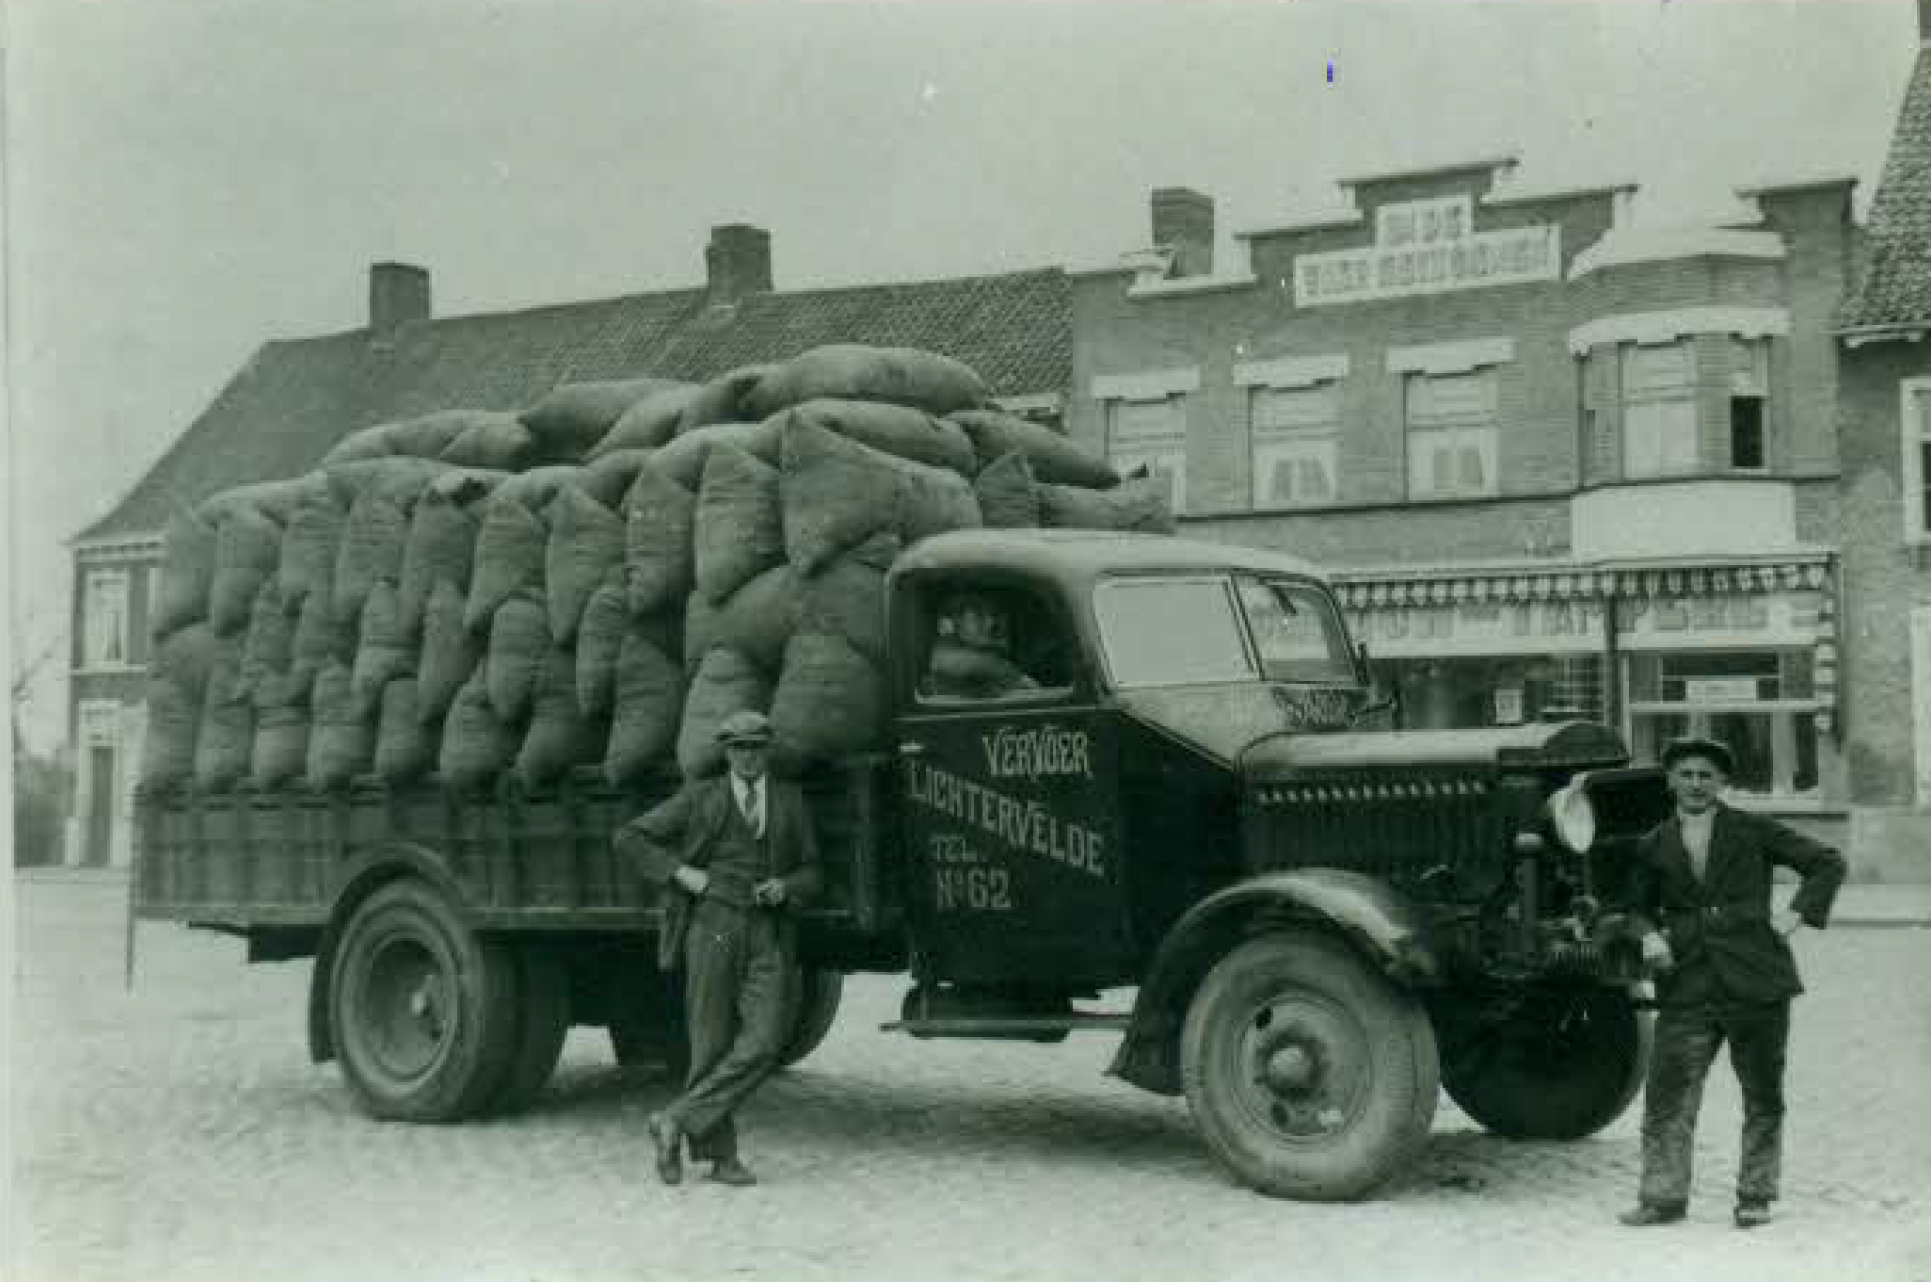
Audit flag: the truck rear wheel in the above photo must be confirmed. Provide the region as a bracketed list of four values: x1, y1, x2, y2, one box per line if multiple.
[1436, 986, 1651, 1140]
[329, 879, 518, 1122]
[1182, 932, 1439, 1201]
[778, 969, 844, 1068]
[482, 944, 571, 1114]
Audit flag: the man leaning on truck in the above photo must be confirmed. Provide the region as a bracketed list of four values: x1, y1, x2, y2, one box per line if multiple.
[615, 710, 823, 1188]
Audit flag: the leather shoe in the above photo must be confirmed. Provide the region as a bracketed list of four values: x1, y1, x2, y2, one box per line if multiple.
[647, 1112, 683, 1186]
[1618, 1204, 1685, 1227]
[1734, 1202, 1773, 1229]
[707, 1157, 757, 1187]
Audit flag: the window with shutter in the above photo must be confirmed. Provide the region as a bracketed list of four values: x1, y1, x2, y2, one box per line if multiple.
[1107, 396, 1187, 514]
[1252, 383, 1340, 509]
[1405, 370, 1497, 499]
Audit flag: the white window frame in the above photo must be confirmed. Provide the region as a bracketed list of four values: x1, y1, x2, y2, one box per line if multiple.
[1251, 382, 1341, 509]
[1622, 648, 1824, 802]
[1105, 395, 1188, 515]
[1904, 377, 1931, 545]
[1621, 340, 1698, 479]
[81, 567, 132, 671]
[1404, 368, 1499, 500]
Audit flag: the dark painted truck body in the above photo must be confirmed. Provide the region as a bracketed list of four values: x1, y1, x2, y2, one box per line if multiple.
[135, 529, 1671, 1199]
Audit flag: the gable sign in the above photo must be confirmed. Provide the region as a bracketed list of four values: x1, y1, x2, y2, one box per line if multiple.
[1294, 195, 1558, 308]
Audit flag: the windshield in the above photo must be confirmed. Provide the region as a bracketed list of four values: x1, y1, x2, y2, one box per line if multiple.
[1093, 576, 1257, 687]
[1233, 577, 1359, 684]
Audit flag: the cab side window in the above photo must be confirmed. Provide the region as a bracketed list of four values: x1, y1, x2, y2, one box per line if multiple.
[920, 584, 1074, 704]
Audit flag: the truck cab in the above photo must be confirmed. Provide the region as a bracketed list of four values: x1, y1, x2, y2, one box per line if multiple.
[883, 530, 1670, 1199]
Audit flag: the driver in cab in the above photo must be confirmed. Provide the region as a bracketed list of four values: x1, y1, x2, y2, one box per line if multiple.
[921, 591, 1041, 702]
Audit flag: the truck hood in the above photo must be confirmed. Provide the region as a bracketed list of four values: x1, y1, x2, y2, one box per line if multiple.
[1114, 685, 1628, 777]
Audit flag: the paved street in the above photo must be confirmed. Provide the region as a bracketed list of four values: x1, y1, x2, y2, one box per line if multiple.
[10, 872, 1931, 1282]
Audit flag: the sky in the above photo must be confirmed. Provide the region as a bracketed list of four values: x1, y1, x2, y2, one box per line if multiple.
[2, 0, 1921, 751]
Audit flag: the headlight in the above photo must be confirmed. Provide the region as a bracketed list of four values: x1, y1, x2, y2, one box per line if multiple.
[1547, 780, 1597, 853]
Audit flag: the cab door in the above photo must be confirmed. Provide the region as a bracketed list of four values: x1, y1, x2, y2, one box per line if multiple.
[899, 695, 1128, 988]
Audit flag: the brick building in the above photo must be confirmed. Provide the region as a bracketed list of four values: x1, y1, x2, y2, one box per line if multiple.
[1069, 160, 1862, 850]
[64, 231, 1069, 866]
[1834, 10, 1931, 873]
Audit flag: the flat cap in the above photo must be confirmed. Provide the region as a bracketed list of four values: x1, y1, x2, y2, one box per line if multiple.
[715, 709, 775, 746]
[1660, 735, 1735, 776]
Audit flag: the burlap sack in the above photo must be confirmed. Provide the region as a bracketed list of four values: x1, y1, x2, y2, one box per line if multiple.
[675, 648, 771, 779]
[307, 661, 374, 790]
[898, 458, 982, 544]
[574, 577, 627, 717]
[973, 449, 1040, 529]
[440, 670, 518, 791]
[780, 417, 978, 572]
[652, 420, 783, 490]
[787, 399, 978, 474]
[290, 583, 352, 693]
[417, 581, 481, 725]
[196, 472, 332, 526]
[238, 582, 295, 701]
[154, 508, 217, 640]
[512, 645, 605, 787]
[486, 591, 549, 722]
[492, 465, 583, 512]
[683, 565, 800, 679]
[425, 467, 510, 506]
[771, 630, 887, 766]
[274, 493, 346, 610]
[209, 507, 283, 635]
[693, 445, 784, 604]
[464, 499, 547, 631]
[745, 344, 989, 418]
[251, 700, 311, 790]
[949, 409, 1121, 488]
[519, 378, 689, 461]
[800, 555, 889, 668]
[192, 662, 254, 789]
[577, 449, 653, 510]
[591, 386, 697, 457]
[621, 463, 696, 616]
[397, 489, 478, 637]
[1038, 476, 1176, 534]
[323, 457, 451, 512]
[334, 492, 408, 626]
[140, 674, 200, 789]
[373, 678, 435, 784]
[677, 366, 774, 434]
[546, 486, 624, 644]
[350, 581, 413, 717]
[152, 623, 224, 707]
[439, 415, 537, 471]
[604, 633, 683, 787]
[321, 412, 473, 466]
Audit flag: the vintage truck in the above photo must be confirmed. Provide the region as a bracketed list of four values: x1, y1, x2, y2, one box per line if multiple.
[133, 529, 1671, 1200]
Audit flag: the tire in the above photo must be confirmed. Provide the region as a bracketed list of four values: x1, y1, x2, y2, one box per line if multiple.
[482, 944, 571, 1114]
[1437, 986, 1652, 1140]
[1181, 932, 1439, 1201]
[778, 970, 844, 1068]
[329, 879, 519, 1122]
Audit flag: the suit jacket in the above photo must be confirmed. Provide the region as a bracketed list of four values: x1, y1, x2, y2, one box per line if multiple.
[1627, 802, 1847, 1006]
[614, 774, 824, 971]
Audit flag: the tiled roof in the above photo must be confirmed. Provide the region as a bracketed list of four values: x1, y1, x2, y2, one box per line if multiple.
[79, 268, 1071, 541]
[1838, 47, 1931, 333]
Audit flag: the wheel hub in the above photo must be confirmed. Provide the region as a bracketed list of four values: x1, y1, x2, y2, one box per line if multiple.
[1264, 1044, 1316, 1092]
[1240, 998, 1367, 1140]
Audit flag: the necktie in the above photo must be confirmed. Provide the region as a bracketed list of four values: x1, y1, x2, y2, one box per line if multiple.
[742, 782, 763, 837]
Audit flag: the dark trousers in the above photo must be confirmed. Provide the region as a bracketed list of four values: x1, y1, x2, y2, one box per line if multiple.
[1638, 1000, 1790, 1209]
[667, 899, 798, 1162]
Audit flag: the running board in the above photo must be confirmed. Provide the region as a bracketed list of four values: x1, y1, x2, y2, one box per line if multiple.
[881, 1014, 1132, 1037]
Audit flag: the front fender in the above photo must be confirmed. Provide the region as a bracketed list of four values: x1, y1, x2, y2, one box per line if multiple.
[1109, 869, 1440, 1095]
[306, 842, 479, 1064]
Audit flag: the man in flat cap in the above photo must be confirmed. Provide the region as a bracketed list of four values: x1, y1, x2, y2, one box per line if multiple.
[1619, 735, 1846, 1230]
[616, 709, 822, 1187]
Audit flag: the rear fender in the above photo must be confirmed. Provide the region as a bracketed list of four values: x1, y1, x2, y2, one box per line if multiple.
[1110, 869, 1439, 1095]
[306, 843, 474, 1064]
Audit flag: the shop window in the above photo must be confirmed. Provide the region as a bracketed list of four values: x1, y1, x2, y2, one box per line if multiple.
[1405, 370, 1497, 499]
[1107, 397, 1187, 514]
[82, 569, 130, 669]
[1382, 654, 1599, 730]
[1626, 649, 1821, 798]
[1252, 384, 1339, 509]
[1622, 341, 1697, 478]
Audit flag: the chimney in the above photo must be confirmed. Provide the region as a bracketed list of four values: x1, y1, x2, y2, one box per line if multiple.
[1921, 0, 1930, 40]
[1151, 187, 1214, 278]
[369, 262, 431, 331]
[705, 224, 772, 307]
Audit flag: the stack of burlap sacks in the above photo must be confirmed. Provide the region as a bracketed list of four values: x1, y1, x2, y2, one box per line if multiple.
[139, 345, 1171, 795]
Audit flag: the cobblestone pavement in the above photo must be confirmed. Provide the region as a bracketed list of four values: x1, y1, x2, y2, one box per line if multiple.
[11, 876, 1931, 1282]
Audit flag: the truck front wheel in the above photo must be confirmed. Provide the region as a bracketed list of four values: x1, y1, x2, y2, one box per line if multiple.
[1435, 986, 1651, 1140]
[329, 879, 518, 1122]
[1181, 932, 1439, 1201]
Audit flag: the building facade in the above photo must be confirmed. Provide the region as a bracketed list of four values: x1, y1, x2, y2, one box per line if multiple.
[1069, 162, 1865, 854]
[65, 232, 1071, 866]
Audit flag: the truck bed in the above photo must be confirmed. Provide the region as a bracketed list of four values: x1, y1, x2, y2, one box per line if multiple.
[133, 758, 905, 946]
